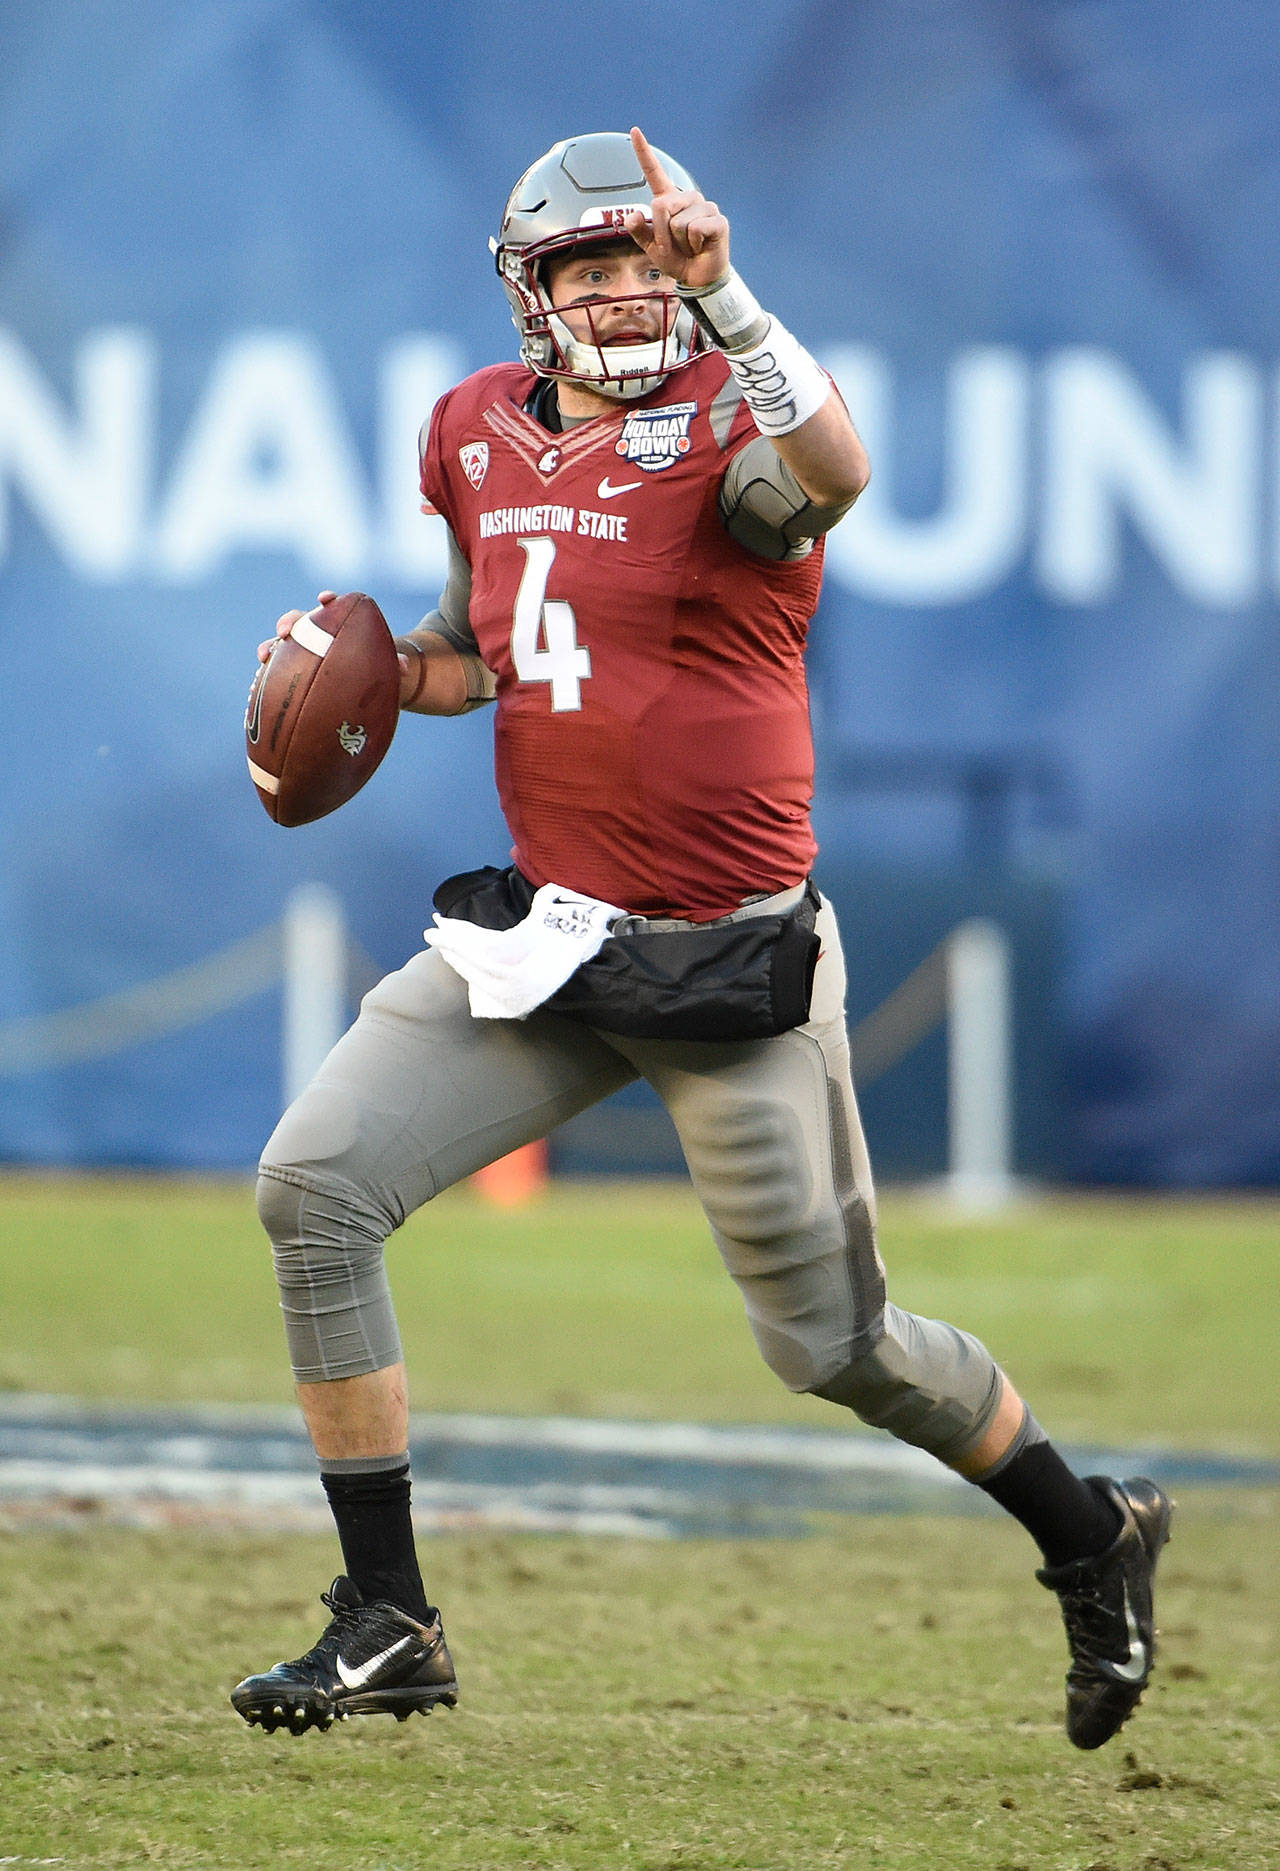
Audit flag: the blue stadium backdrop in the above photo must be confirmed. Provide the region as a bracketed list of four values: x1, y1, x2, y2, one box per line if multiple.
[2, 0, 1278, 1184]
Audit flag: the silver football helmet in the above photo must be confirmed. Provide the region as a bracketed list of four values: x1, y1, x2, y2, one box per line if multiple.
[490, 132, 706, 401]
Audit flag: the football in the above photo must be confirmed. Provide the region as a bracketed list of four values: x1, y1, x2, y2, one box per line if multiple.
[245, 593, 401, 825]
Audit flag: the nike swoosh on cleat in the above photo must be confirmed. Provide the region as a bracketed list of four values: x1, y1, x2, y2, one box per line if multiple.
[335, 1636, 417, 1690]
[597, 477, 643, 499]
[1108, 1583, 1149, 1683]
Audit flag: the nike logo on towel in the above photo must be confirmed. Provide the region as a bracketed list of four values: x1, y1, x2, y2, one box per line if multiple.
[335, 1636, 416, 1689]
[597, 477, 643, 499]
[1108, 1584, 1149, 1683]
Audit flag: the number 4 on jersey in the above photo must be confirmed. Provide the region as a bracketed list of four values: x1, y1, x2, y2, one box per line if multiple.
[512, 536, 591, 712]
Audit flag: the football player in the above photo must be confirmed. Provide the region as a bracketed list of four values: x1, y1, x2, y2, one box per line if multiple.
[231, 129, 1171, 1748]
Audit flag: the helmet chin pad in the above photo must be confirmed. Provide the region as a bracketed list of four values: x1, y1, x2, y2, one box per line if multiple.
[518, 292, 699, 401]
[542, 299, 696, 401]
[573, 371, 666, 403]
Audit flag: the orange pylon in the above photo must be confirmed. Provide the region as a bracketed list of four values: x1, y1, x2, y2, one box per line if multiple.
[471, 1139, 549, 1206]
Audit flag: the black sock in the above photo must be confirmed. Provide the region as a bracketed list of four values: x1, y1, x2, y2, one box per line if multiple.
[319, 1460, 432, 1620]
[977, 1440, 1122, 1568]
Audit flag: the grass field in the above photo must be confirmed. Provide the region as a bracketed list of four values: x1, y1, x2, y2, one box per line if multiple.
[1, 1510, 1277, 1870]
[1, 1176, 1278, 1869]
[1, 1175, 1278, 1448]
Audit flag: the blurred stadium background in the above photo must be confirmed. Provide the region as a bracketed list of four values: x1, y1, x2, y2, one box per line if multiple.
[2, 0, 1278, 1191]
[4, 17, 1280, 1863]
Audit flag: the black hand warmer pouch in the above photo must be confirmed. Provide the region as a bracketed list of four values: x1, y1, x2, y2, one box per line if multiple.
[432, 866, 821, 1042]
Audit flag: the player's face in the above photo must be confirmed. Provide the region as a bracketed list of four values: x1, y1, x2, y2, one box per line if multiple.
[543, 239, 670, 347]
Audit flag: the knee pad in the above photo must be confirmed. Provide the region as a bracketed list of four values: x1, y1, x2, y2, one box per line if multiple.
[256, 1163, 399, 1251]
[255, 1167, 403, 1383]
[255, 1167, 305, 1247]
[808, 1303, 1003, 1465]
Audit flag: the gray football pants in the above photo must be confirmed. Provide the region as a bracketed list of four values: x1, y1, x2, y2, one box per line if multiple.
[257, 897, 1006, 1467]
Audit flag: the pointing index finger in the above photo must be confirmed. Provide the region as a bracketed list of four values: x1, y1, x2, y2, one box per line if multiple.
[630, 126, 672, 196]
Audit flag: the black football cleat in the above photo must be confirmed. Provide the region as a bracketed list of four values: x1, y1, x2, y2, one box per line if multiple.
[1037, 1476, 1173, 1750]
[230, 1576, 458, 1734]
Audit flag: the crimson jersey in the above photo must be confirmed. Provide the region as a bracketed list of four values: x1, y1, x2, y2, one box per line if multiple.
[420, 350, 825, 921]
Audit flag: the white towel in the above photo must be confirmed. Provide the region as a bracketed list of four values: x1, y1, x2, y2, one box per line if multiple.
[424, 881, 624, 1020]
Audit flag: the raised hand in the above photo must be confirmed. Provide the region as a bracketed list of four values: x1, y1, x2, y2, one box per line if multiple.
[623, 126, 728, 291]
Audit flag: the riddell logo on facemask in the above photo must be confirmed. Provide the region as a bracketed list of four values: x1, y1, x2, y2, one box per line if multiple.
[614, 401, 697, 471]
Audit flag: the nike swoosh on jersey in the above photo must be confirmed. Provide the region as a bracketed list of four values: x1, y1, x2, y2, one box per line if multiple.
[335, 1635, 417, 1690]
[597, 477, 644, 499]
[1107, 1583, 1149, 1683]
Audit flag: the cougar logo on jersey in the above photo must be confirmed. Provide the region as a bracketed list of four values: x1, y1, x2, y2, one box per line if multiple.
[459, 442, 489, 490]
[337, 721, 367, 757]
[614, 401, 696, 472]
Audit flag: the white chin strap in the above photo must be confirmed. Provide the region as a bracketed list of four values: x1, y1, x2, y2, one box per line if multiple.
[547, 309, 692, 402]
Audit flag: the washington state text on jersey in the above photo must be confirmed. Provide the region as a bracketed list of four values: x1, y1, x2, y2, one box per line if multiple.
[478, 504, 629, 542]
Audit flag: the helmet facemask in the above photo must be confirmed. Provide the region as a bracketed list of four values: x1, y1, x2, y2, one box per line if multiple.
[523, 236, 700, 401]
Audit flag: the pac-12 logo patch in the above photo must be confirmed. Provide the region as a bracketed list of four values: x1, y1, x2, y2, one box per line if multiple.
[614, 400, 697, 472]
[460, 441, 489, 489]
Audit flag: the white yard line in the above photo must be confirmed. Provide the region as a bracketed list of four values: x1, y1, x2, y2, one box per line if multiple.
[0, 1395, 1274, 1538]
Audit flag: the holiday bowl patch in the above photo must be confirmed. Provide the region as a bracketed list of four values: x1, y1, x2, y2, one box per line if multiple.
[615, 401, 697, 472]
